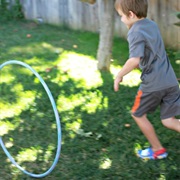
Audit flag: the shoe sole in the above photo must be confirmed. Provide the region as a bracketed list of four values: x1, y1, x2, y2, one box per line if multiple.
[136, 153, 168, 160]
[156, 153, 168, 159]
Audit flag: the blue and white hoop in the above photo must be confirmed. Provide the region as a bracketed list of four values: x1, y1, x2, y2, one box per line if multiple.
[0, 60, 61, 178]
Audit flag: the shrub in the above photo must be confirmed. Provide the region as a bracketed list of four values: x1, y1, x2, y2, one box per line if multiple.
[0, 0, 24, 20]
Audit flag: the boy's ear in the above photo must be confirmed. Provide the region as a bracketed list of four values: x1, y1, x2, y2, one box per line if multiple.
[129, 11, 136, 18]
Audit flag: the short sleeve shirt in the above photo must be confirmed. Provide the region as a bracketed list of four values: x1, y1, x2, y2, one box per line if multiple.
[127, 18, 178, 92]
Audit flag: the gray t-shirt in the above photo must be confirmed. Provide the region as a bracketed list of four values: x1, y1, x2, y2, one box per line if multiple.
[127, 18, 178, 92]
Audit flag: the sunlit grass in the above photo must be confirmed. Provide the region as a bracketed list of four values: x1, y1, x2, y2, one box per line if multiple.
[44, 145, 55, 163]
[99, 157, 112, 170]
[0, 90, 36, 120]
[66, 119, 82, 132]
[176, 59, 180, 65]
[55, 51, 141, 116]
[111, 64, 141, 87]
[16, 147, 40, 163]
[57, 51, 103, 89]
[0, 73, 15, 83]
[57, 90, 107, 114]
[0, 121, 15, 136]
[65, 119, 82, 139]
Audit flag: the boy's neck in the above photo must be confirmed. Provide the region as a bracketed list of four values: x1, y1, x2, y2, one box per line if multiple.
[129, 17, 145, 29]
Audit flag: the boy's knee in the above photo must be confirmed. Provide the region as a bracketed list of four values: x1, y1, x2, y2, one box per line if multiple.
[161, 117, 174, 128]
[131, 114, 136, 119]
[161, 117, 180, 132]
[131, 114, 146, 120]
[131, 114, 139, 120]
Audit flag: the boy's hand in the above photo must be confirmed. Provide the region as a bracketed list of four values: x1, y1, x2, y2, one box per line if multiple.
[113, 57, 140, 92]
[114, 76, 123, 92]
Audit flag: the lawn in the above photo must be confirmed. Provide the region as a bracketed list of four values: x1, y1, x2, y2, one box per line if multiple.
[0, 20, 179, 180]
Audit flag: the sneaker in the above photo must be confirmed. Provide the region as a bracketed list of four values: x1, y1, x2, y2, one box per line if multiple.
[136, 147, 168, 160]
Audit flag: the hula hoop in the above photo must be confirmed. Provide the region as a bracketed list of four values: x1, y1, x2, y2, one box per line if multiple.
[0, 60, 61, 178]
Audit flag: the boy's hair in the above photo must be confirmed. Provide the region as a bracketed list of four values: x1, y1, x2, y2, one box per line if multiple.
[115, 0, 148, 18]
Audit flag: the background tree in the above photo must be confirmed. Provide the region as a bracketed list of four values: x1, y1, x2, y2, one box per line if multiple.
[81, 0, 115, 71]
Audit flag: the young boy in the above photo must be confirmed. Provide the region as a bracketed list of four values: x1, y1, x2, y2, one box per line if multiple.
[114, 0, 180, 160]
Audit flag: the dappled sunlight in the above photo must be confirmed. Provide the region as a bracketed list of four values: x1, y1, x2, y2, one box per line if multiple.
[6, 43, 141, 92]
[8, 44, 44, 57]
[65, 118, 95, 139]
[42, 42, 64, 55]
[0, 90, 36, 120]
[122, 70, 141, 87]
[53, 51, 145, 130]
[0, 61, 58, 174]
[8, 42, 61, 69]
[55, 82, 88, 110]
[56, 51, 109, 120]
[16, 147, 40, 163]
[157, 174, 166, 180]
[44, 144, 56, 163]
[9, 42, 55, 55]
[57, 51, 103, 89]
[81, 93, 108, 114]
[13, 145, 56, 167]
[0, 73, 15, 84]
[5, 141, 14, 148]
[175, 60, 180, 65]
[0, 121, 15, 136]
[0, 65, 37, 119]
[111, 65, 141, 87]
[57, 94, 86, 112]
[65, 119, 82, 139]
[57, 90, 108, 114]
[66, 119, 82, 132]
[99, 157, 112, 170]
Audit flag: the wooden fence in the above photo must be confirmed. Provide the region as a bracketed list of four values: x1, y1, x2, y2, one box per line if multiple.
[19, 0, 180, 49]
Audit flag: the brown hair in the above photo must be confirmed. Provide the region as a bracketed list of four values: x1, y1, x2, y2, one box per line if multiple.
[115, 0, 148, 18]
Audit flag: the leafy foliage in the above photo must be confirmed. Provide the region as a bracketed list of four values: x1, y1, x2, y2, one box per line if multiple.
[0, 0, 24, 20]
[174, 12, 180, 26]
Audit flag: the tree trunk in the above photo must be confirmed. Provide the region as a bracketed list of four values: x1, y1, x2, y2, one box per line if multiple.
[97, 0, 115, 71]
[80, 0, 96, 4]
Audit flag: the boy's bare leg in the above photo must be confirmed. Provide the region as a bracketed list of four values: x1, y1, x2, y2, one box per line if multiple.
[132, 114, 163, 152]
[161, 117, 180, 133]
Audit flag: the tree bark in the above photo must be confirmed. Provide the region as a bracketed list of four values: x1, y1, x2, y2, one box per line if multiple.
[80, 0, 96, 4]
[97, 0, 115, 71]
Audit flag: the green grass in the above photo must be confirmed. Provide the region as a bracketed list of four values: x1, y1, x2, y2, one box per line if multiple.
[0, 20, 179, 180]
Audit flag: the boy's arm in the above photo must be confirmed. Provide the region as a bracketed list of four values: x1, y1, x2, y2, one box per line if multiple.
[114, 57, 140, 92]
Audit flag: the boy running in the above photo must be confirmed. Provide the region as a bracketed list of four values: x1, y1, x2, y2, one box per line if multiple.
[114, 0, 180, 160]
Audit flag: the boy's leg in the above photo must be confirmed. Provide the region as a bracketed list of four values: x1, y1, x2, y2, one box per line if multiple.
[132, 114, 163, 151]
[161, 117, 180, 132]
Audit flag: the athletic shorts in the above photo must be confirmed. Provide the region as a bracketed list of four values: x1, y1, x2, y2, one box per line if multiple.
[131, 85, 180, 119]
